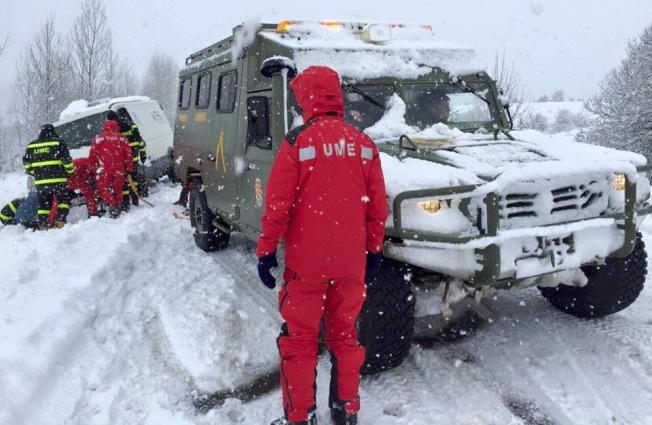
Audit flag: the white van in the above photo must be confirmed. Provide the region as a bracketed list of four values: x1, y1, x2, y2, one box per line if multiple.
[54, 96, 174, 180]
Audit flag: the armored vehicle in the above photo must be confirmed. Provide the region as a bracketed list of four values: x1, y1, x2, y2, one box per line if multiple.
[173, 20, 652, 374]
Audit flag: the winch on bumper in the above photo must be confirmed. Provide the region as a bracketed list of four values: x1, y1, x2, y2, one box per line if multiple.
[384, 167, 652, 287]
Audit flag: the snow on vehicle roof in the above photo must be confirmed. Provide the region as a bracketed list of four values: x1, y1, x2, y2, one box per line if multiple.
[261, 22, 484, 80]
[56, 96, 152, 125]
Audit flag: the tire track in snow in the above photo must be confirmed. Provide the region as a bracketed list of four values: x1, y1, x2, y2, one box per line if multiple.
[358, 351, 526, 425]
[476, 289, 652, 425]
[206, 233, 279, 317]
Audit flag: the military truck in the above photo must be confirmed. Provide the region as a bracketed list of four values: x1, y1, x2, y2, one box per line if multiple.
[173, 20, 652, 374]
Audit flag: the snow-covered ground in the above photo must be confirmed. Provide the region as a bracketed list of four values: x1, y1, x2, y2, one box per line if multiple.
[2, 165, 652, 425]
[527, 101, 592, 122]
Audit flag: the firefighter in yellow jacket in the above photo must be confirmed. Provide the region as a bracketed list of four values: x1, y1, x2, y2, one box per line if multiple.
[115, 108, 147, 210]
[22, 124, 74, 229]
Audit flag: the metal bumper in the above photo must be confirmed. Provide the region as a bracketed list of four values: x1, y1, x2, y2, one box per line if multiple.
[385, 166, 652, 287]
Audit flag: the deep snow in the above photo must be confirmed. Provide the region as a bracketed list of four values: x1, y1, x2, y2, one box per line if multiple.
[1, 173, 652, 425]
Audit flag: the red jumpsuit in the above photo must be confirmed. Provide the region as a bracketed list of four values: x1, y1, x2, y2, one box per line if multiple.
[88, 120, 133, 209]
[256, 66, 388, 422]
[67, 157, 98, 216]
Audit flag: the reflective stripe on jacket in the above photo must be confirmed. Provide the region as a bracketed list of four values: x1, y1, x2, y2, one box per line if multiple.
[256, 66, 388, 279]
[0, 197, 25, 224]
[22, 138, 74, 186]
[121, 124, 146, 162]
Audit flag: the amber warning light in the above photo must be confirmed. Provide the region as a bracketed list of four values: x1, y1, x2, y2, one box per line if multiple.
[276, 20, 433, 44]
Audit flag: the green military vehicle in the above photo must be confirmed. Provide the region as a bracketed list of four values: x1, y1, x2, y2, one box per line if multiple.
[173, 20, 652, 374]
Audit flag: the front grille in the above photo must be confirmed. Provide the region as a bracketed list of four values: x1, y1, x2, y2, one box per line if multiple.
[498, 176, 610, 228]
[503, 193, 537, 219]
[550, 181, 602, 213]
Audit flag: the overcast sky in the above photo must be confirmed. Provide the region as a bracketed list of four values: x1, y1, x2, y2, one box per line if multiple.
[1, 0, 651, 109]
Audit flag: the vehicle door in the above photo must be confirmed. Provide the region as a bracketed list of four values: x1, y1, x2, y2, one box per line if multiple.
[201, 64, 242, 219]
[234, 86, 277, 237]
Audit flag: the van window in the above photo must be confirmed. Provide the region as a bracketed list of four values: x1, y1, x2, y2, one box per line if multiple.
[178, 77, 192, 110]
[196, 72, 212, 109]
[247, 96, 271, 149]
[217, 71, 237, 112]
[55, 112, 105, 150]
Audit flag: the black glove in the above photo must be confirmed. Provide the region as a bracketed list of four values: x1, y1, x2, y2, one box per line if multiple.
[257, 252, 279, 289]
[365, 252, 383, 282]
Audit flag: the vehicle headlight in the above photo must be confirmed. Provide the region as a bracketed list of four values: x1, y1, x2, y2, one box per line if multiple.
[612, 173, 626, 192]
[418, 199, 443, 214]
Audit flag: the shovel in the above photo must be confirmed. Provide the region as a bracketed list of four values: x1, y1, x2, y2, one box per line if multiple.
[127, 174, 154, 207]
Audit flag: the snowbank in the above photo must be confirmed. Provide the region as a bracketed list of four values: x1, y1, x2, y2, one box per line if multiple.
[0, 183, 278, 424]
[0, 173, 28, 205]
[527, 101, 593, 122]
[2, 173, 652, 424]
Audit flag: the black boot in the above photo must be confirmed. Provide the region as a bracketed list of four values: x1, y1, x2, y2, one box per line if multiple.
[109, 206, 121, 219]
[330, 403, 357, 425]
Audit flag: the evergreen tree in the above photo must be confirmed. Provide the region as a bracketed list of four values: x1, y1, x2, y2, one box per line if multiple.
[581, 24, 652, 158]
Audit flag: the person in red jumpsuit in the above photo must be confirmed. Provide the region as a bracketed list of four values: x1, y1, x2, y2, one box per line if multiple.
[88, 120, 133, 218]
[67, 157, 99, 217]
[257, 66, 388, 425]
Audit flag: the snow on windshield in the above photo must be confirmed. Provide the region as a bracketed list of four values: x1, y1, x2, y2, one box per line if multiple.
[362, 93, 493, 142]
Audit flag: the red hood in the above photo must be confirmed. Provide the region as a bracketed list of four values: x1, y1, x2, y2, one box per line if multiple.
[102, 119, 120, 133]
[290, 66, 344, 122]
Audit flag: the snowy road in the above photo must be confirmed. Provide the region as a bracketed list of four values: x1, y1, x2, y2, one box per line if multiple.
[1, 174, 652, 425]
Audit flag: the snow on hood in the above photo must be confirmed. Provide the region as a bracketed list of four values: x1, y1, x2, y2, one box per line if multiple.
[367, 96, 646, 198]
[380, 153, 482, 199]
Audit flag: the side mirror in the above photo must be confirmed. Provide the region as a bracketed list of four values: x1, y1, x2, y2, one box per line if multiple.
[260, 56, 297, 79]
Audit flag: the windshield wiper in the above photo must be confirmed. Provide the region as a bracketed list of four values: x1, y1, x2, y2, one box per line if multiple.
[453, 79, 489, 104]
[344, 84, 386, 109]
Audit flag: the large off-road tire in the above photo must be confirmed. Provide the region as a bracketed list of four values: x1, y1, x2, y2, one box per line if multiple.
[189, 187, 230, 252]
[358, 258, 415, 375]
[539, 233, 646, 318]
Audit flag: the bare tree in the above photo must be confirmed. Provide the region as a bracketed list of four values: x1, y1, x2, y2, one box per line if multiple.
[69, 0, 112, 100]
[0, 111, 6, 172]
[0, 35, 9, 57]
[493, 49, 532, 128]
[7, 18, 73, 171]
[106, 46, 138, 98]
[141, 53, 179, 122]
[15, 18, 73, 128]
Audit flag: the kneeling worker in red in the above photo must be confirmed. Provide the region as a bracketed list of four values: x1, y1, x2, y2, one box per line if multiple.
[67, 158, 99, 217]
[257, 66, 388, 425]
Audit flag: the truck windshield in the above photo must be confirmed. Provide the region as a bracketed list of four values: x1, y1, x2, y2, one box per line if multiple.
[342, 81, 494, 132]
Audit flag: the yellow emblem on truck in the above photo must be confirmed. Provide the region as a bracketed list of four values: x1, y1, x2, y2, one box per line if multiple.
[215, 131, 227, 174]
